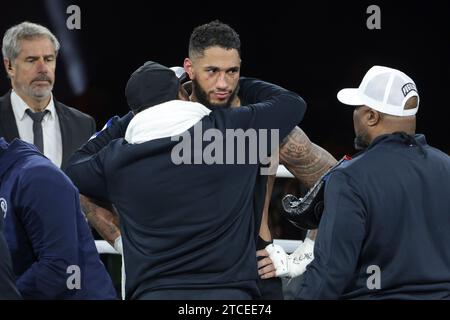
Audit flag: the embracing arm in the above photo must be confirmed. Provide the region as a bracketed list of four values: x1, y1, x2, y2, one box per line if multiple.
[79, 195, 120, 247]
[227, 77, 307, 141]
[65, 113, 133, 249]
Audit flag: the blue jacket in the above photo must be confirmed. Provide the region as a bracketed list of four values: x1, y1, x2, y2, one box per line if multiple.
[65, 78, 306, 299]
[296, 133, 450, 299]
[0, 211, 21, 299]
[0, 138, 117, 299]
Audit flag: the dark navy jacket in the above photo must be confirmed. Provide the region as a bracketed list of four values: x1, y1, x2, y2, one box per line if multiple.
[0, 209, 21, 299]
[65, 78, 306, 299]
[0, 138, 116, 299]
[296, 133, 450, 299]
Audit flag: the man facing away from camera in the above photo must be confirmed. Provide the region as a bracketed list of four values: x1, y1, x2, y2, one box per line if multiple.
[296, 66, 450, 299]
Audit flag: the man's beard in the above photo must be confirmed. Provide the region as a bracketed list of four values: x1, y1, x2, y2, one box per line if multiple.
[17, 74, 53, 100]
[354, 132, 370, 150]
[192, 79, 239, 110]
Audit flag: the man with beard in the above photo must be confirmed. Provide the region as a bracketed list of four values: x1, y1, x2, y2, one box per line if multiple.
[183, 20, 337, 299]
[0, 22, 96, 170]
[295, 66, 450, 299]
[74, 21, 336, 300]
[65, 61, 307, 299]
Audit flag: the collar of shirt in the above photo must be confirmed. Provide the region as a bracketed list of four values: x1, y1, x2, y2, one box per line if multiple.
[10, 90, 55, 121]
[368, 132, 427, 149]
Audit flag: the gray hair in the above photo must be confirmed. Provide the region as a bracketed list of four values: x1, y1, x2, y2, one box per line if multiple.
[2, 21, 60, 62]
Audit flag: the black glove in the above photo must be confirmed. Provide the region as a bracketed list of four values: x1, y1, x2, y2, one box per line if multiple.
[282, 179, 325, 230]
[281, 156, 351, 230]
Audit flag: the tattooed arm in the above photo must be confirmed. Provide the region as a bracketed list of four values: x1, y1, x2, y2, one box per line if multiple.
[257, 125, 335, 241]
[280, 126, 337, 188]
[79, 195, 120, 247]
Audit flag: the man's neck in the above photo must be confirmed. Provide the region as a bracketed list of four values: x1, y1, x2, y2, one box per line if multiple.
[189, 92, 197, 103]
[370, 127, 416, 144]
[231, 96, 241, 108]
[14, 91, 51, 112]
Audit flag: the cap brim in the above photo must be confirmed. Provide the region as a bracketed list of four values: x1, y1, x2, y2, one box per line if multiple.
[337, 88, 364, 106]
[170, 66, 186, 79]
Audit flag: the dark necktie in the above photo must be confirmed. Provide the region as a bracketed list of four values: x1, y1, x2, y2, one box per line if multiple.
[25, 109, 49, 153]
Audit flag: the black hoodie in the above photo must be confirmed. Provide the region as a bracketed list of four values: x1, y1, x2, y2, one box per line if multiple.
[65, 78, 306, 299]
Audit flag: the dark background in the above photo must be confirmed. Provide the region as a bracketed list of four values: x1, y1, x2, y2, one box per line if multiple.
[1, 1, 448, 292]
[1, 0, 449, 158]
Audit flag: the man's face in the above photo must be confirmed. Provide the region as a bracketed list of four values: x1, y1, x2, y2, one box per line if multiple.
[185, 46, 240, 109]
[5, 37, 56, 101]
[353, 106, 371, 150]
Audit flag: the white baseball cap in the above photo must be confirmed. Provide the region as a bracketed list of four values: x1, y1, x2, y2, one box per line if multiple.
[337, 66, 419, 116]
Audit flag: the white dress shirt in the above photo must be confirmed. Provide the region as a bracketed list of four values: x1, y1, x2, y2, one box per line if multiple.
[10, 90, 63, 168]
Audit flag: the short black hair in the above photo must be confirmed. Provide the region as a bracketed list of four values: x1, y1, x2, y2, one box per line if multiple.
[189, 20, 241, 59]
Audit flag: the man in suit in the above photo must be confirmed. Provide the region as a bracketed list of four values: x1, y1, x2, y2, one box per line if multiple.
[1, 21, 95, 169]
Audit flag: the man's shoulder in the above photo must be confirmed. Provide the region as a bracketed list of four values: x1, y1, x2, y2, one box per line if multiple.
[4, 141, 67, 180]
[19, 157, 75, 190]
[0, 91, 11, 107]
[54, 99, 94, 122]
[425, 144, 450, 163]
[330, 152, 378, 183]
[19, 153, 60, 174]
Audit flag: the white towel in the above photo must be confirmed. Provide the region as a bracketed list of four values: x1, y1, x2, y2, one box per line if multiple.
[125, 100, 211, 144]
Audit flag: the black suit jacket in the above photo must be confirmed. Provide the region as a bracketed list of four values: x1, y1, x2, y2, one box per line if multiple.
[0, 91, 96, 169]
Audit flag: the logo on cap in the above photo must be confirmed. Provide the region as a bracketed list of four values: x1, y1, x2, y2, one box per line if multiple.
[402, 83, 417, 97]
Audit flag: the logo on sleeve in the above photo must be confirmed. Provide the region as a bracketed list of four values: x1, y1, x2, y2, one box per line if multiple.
[0, 198, 7, 218]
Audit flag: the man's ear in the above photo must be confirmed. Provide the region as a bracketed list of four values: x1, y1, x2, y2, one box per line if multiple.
[3, 59, 14, 78]
[183, 58, 194, 80]
[367, 109, 381, 127]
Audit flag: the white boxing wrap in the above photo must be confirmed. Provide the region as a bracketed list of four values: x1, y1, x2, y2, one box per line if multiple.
[287, 237, 315, 278]
[265, 238, 315, 278]
[265, 244, 290, 277]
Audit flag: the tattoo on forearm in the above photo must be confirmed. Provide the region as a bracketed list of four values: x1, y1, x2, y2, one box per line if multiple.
[80, 195, 120, 245]
[280, 127, 337, 188]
